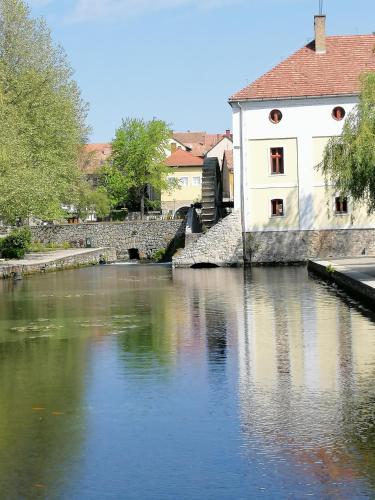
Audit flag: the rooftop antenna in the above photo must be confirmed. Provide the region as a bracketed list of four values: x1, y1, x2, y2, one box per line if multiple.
[319, 0, 323, 15]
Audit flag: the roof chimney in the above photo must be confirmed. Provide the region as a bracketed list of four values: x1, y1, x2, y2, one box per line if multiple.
[314, 15, 326, 54]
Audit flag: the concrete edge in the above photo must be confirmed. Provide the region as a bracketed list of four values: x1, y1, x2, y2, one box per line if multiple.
[307, 260, 375, 308]
[0, 247, 116, 279]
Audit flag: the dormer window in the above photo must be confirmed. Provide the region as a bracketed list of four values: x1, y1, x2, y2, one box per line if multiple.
[332, 106, 346, 121]
[270, 148, 284, 174]
[335, 196, 348, 214]
[271, 199, 284, 217]
[269, 109, 282, 124]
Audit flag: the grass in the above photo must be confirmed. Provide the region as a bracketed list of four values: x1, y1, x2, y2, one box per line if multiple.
[29, 241, 73, 253]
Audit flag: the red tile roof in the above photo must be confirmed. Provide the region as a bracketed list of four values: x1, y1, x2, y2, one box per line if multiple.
[80, 143, 112, 174]
[165, 148, 204, 167]
[229, 35, 375, 101]
[173, 131, 232, 157]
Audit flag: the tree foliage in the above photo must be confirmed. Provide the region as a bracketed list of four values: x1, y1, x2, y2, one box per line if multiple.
[100, 118, 174, 217]
[75, 185, 111, 221]
[0, 0, 89, 223]
[320, 72, 375, 212]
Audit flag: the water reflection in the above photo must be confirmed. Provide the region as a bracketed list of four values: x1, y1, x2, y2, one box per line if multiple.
[238, 268, 375, 498]
[0, 266, 374, 498]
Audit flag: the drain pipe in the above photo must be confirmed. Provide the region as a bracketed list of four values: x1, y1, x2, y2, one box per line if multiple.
[237, 101, 248, 265]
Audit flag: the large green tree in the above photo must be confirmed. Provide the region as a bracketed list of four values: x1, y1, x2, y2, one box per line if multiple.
[101, 118, 175, 218]
[320, 72, 375, 212]
[0, 0, 89, 223]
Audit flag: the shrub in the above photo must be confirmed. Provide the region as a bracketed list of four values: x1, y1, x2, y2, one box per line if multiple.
[1, 228, 32, 260]
[151, 248, 166, 262]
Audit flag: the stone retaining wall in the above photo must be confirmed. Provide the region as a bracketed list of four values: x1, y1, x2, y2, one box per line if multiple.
[248, 229, 375, 263]
[31, 220, 186, 260]
[0, 248, 117, 279]
[173, 211, 243, 267]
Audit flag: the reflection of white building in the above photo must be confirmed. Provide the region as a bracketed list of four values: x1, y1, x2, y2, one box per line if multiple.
[230, 15, 375, 235]
[237, 267, 375, 491]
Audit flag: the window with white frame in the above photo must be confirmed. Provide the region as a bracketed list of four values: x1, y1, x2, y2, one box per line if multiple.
[167, 176, 175, 187]
[271, 199, 284, 217]
[179, 177, 189, 187]
[192, 176, 201, 186]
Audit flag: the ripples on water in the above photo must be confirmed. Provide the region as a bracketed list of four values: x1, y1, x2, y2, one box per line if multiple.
[0, 265, 374, 499]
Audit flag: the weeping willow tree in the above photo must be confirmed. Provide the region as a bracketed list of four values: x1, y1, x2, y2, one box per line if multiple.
[320, 72, 375, 212]
[0, 0, 89, 224]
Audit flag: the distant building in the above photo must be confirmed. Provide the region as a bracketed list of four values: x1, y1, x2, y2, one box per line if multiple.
[80, 130, 233, 217]
[80, 143, 111, 185]
[162, 149, 204, 216]
[222, 150, 234, 202]
[171, 130, 232, 162]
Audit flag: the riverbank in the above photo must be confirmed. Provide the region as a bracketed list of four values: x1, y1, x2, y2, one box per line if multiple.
[308, 256, 375, 307]
[0, 247, 116, 279]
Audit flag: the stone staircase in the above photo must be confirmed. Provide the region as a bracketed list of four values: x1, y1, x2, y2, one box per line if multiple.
[173, 211, 243, 268]
[201, 158, 220, 229]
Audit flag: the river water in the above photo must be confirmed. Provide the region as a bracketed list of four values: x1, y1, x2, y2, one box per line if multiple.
[1, 265, 375, 499]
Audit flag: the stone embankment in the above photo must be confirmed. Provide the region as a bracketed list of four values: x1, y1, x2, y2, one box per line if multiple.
[248, 229, 375, 264]
[0, 247, 116, 279]
[308, 257, 375, 307]
[31, 220, 186, 260]
[173, 211, 243, 267]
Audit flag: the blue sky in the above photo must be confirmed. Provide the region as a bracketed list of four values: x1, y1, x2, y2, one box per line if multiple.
[29, 0, 375, 143]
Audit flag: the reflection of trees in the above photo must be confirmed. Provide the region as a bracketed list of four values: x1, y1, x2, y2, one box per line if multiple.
[108, 266, 179, 371]
[0, 272, 96, 497]
[0, 338, 88, 498]
[117, 290, 178, 371]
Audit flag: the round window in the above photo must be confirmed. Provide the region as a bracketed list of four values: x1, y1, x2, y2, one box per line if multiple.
[269, 109, 282, 124]
[332, 106, 346, 121]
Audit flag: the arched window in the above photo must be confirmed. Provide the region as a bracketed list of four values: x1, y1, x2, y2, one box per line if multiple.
[269, 109, 283, 124]
[271, 199, 284, 217]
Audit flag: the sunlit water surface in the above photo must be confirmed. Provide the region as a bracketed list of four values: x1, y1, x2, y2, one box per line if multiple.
[1, 265, 375, 499]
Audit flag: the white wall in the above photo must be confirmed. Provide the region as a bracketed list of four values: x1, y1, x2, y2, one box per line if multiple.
[231, 96, 365, 232]
[206, 137, 233, 167]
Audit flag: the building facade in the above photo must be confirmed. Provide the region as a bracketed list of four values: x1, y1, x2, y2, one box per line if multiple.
[229, 16, 375, 258]
[162, 148, 204, 216]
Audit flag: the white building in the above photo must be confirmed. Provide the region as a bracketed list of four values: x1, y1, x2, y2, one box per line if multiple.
[229, 16, 375, 240]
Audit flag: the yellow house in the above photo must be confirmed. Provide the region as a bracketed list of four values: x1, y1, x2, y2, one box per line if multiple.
[222, 150, 234, 202]
[162, 148, 204, 216]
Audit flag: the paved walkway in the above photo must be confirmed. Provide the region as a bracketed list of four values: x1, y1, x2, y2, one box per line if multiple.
[0, 247, 116, 278]
[308, 256, 375, 306]
[1, 248, 102, 266]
